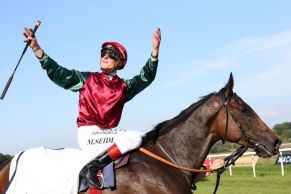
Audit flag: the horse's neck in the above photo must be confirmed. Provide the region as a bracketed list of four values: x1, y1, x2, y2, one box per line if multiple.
[157, 121, 210, 169]
[156, 96, 222, 169]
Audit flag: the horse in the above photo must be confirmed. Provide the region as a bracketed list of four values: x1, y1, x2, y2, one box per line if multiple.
[0, 73, 281, 194]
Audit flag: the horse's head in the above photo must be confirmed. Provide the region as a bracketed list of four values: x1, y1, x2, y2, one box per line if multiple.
[211, 73, 281, 158]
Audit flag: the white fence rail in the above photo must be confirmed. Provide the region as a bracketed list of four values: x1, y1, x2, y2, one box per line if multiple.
[207, 147, 291, 177]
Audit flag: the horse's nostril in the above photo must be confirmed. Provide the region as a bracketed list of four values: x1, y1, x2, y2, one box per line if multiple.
[274, 139, 281, 149]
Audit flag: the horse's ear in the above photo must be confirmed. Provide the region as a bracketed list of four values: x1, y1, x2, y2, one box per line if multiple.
[223, 72, 234, 98]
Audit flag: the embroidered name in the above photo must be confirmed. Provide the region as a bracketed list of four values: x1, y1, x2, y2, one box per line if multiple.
[91, 129, 119, 135]
[87, 137, 114, 145]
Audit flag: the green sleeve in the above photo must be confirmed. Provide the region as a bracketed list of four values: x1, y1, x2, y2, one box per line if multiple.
[39, 54, 90, 92]
[124, 58, 158, 102]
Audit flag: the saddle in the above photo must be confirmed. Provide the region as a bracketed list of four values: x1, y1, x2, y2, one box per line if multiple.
[114, 154, 129, 169]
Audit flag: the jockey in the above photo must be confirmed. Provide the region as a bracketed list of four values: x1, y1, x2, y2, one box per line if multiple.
[23, 27, 161, 188]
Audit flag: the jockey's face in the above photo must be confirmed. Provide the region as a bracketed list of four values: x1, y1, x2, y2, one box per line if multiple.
[100, 49, 121, 73]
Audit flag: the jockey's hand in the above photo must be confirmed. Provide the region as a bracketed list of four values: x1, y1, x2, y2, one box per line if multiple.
[23, 27, 43, 59]
[23, 27, 40, 50]
[210, 159, 224, 170]
[205, 159, 225, 177]
[152, 27, 161, 58]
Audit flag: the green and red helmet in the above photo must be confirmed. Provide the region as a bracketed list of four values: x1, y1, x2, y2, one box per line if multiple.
[102, 42, 127, 70]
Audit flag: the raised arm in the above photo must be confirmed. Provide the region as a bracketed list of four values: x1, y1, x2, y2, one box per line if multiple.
[23, 28, 89, 91]
[125, 28, 161, 101]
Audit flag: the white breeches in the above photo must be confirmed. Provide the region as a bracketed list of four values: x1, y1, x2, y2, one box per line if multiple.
[77, 125, 145, 154]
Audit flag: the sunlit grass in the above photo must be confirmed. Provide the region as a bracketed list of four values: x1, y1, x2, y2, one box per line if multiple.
[194, 164, 291, 194]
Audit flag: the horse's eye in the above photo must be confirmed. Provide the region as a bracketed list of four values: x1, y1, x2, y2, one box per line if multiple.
[241, 107, 247, 113]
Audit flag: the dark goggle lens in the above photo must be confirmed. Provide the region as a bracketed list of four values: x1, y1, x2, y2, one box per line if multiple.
[101, 50, 120, 61]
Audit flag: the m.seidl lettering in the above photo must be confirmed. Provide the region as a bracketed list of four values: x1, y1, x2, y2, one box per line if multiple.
[87, 137, 114, 145]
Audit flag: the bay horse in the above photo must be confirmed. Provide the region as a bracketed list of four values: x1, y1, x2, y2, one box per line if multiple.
[0, 73, 281, 194]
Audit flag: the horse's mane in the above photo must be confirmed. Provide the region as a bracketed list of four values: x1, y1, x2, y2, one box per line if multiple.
[142, 92, 217, 146]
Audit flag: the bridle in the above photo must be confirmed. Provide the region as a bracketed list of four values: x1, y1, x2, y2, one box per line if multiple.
[222, 93, 234, 144]
[213, 92, 270, 194]
[221, 92, 268, 153]
[209, 92, 248, 194]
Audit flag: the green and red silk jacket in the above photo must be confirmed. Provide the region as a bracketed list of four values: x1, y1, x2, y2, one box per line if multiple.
[39, 54, 158, 129]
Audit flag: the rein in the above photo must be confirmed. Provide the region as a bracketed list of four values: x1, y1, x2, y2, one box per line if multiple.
[139, 147, 214, 173]
[212, 145, 247, 194]
[139, 146, 247, 194]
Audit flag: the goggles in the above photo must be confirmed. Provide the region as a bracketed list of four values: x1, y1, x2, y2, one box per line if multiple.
[101, 49, 121, 61]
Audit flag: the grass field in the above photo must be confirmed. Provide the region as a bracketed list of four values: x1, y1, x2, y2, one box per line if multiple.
[194, 164, 291, 194]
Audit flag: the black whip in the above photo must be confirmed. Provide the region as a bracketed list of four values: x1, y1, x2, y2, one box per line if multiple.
[1, 20, 41, 100]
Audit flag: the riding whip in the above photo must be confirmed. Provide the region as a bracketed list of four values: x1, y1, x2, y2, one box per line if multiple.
[0, 20, 41, 100]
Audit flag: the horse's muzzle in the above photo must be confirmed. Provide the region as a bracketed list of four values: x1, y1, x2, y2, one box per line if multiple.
[254, 138, 281, 158]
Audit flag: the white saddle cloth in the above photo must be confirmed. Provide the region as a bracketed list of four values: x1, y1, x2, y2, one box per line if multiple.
[6, 146, 99, 194]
